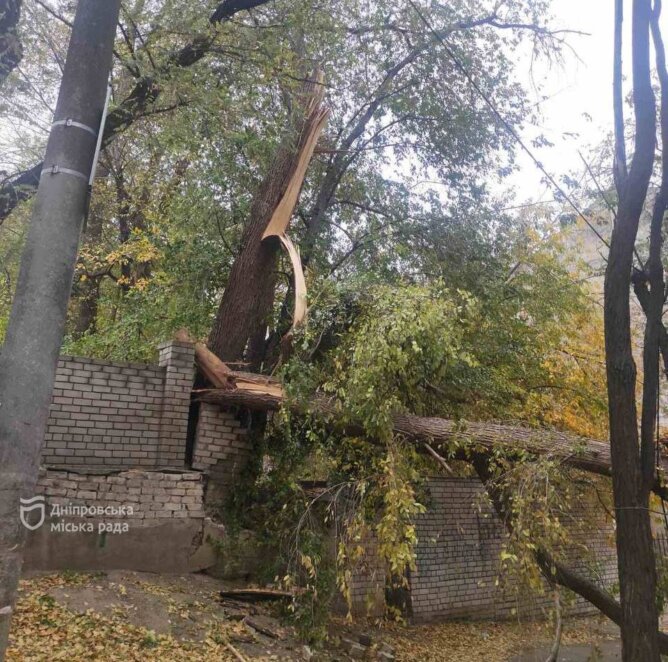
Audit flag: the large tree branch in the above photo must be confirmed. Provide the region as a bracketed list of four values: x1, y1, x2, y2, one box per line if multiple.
[210, 0, 270, 23]
[0, 0, 271, 225]
[471, 452, 668, 654]
[196, 383, 668, 498]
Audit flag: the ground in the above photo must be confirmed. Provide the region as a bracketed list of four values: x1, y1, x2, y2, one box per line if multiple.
[7, 571, 621, 661]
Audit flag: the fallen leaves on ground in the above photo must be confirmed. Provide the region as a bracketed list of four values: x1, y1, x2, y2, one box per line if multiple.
[6, 574, 237, 661]
[7, 572, 618, 661]
[381, 614, 617, 661]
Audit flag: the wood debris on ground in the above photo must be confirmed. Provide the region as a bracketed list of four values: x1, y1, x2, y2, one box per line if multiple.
[219, 588, 294, 603]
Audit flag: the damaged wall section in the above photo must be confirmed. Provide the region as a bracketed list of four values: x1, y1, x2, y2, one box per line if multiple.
[23, 468, 223, 574]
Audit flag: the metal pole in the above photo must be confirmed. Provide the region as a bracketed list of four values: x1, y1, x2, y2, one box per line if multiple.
[84, 81, 113, 227]
[0, 0, 121, 657]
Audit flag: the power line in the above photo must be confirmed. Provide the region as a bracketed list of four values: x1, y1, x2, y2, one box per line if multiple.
[406, 0, 610, 250]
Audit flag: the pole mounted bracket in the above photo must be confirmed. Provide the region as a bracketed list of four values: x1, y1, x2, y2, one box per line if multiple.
[40, 164, 88, 181]
[51, 118, 98, 137]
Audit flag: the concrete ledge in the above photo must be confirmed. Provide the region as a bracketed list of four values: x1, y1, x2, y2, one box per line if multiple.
[24, 517, 209, 574]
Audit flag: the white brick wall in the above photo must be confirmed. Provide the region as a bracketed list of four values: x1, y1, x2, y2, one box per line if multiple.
[409, 477, 618, 622]
[193, 403, 250, 475]
[42, 341, 194, 471]
[36, 468, 205, 520]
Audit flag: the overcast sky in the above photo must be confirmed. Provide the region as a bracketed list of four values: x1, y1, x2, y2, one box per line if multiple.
[0, 2, 657, 208]
[511, 1, 618, 201]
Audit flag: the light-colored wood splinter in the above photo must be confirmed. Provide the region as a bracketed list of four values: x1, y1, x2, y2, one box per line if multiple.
[262, 69, 330, 332]
[177, 329, 283, 397]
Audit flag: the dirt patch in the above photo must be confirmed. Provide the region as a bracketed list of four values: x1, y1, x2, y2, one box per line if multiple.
[7, 571, 620, 661]
[8, 571, 322, 661]
[46, 570, 231, 641]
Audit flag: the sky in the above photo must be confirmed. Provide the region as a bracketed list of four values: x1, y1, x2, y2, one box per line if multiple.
[511, 0, 618, 201]
[0, 2, 657, 207]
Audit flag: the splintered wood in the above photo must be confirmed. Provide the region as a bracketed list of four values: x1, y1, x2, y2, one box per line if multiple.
[262, 68, 330, 332]
[177, 329, 283, 398]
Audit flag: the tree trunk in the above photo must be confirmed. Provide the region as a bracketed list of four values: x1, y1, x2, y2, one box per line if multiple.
[198, 384, 668, 495]
[605, 1, 661, 659]
[0, 0, 22, 86]
[208, 219, 281, 362]
[208, 74, 326, 363]
[0, 1, 121, 656]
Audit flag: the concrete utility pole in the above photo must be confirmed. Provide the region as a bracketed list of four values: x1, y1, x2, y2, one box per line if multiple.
[0, 0, 121, 657]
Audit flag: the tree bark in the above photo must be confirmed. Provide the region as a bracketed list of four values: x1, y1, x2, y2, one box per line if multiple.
[605, 1, 661, 659]
[208, 74, 326, 363]
[0, 1, 121, 656]
[0, 0, 22, 86]
[613, 0, 627, 188]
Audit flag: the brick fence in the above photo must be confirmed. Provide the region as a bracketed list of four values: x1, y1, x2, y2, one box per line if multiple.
[21, 340, 249, 574]
[192, 402, 252, 503]
[40, 340, 251, 488]
[36, 467, 205, 521]
[25, 466, 217, 574]
[42, 341, 195, 471]
[21, 342, 626, 623]
[346, 477, 619, 623]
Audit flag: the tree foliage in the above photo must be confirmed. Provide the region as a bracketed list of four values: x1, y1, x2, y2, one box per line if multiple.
[0, 0, 619, 639]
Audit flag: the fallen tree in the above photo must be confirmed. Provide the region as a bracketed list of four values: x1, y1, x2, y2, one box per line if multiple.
[192, 339, 668, 643]
[191, 346, 668, 493]
[196, 382, 657, 483]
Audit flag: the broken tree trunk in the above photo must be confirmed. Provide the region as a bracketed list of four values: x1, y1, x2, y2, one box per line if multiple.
[197, 384, 623, 478]
[188, 344, 668, 491]
[208, 70, 328, 365]
[196, 371, 668, 495]
[177, 329, 283, 396]
[198, 342, 668, 641]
